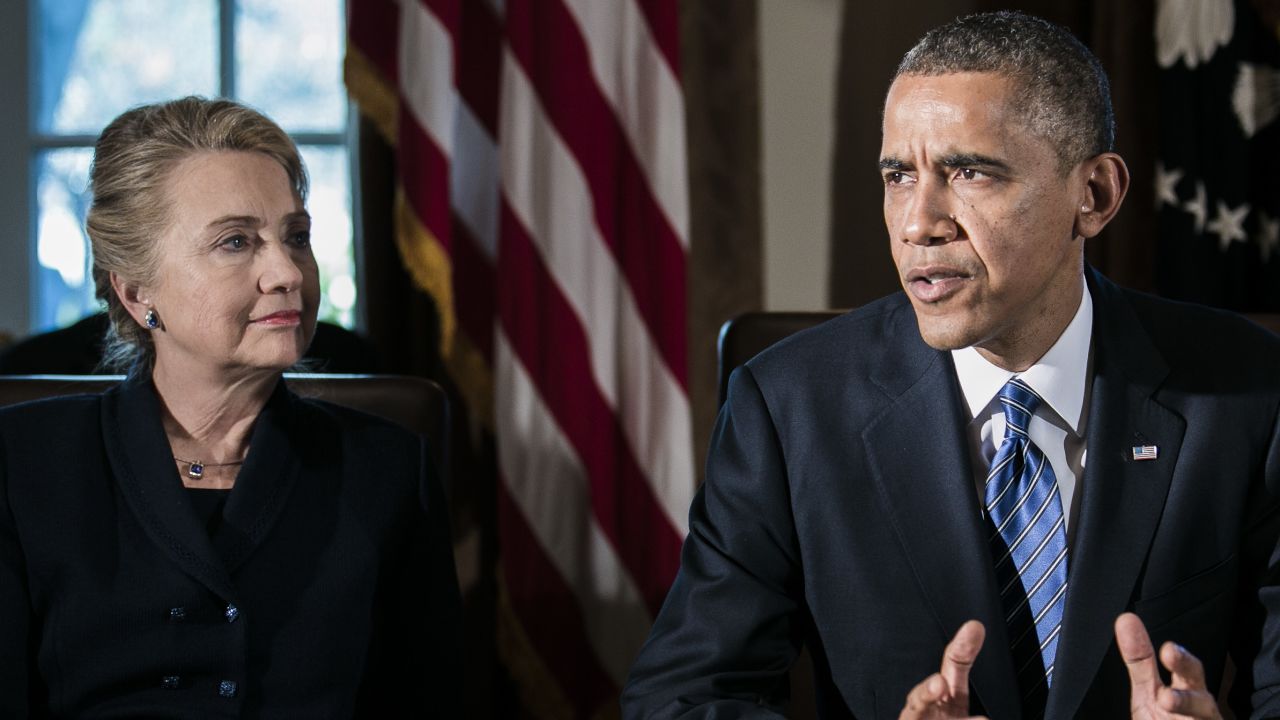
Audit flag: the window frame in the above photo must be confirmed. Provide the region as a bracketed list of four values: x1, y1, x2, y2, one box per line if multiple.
[0, 0, 362, 339]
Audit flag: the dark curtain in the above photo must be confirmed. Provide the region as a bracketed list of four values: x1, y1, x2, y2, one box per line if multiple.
[828, 0, 1159, 308]
[681, 0, 764, 479]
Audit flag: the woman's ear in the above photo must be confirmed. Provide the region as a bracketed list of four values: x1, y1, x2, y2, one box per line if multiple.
[1073, 153, 1130, 239]
[110, 272, 153, 328]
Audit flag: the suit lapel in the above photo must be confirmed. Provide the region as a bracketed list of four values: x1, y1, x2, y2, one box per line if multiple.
[102, 375, 305, 596]
[862, 311, 1023, 720]
[102, 373, 236, 599]
[214, 380, 302, 573]
[1046, 271, 1185, 719]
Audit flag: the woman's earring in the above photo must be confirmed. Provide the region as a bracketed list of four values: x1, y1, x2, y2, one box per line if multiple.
[144, 309, 160, 330]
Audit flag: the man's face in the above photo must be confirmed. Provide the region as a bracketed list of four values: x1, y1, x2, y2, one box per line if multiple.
[880, 72, 1087, 368]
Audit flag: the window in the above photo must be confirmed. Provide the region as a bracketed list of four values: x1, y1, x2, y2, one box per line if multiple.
[25, 0, 356, 333]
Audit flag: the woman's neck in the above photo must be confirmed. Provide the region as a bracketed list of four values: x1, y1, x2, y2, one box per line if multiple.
[151, 360, 278, 467]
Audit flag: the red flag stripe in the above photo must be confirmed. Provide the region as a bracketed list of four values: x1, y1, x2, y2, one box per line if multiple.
[498, 202, 683, 612]
[416, 0, 459, 38]
[498, 483, 619, 715]
[632, 0, 681, 76]
[398, 111, 454, 252]
[456, 0, 503, 138]
[506, 0, 689, 389]
[347, 0, 400, 84]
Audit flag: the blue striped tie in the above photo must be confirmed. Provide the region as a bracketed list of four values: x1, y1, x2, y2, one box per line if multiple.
[984, 378, 1068, 706]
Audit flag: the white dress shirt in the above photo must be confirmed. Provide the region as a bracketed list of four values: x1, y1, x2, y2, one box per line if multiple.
[950, 281, 1094, 541]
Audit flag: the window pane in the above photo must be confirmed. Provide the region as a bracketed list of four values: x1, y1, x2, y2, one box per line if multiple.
[236, 0, 347, 132]
[33, 149, 99, 332]
[300, 146, 356, 328]
[37, 0, 218, 135]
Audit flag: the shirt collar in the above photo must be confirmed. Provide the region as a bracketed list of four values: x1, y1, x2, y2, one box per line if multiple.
[950, 279, 1093, 434]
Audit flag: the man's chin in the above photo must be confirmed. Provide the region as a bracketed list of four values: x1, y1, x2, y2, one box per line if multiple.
[914, 317, 979, 352]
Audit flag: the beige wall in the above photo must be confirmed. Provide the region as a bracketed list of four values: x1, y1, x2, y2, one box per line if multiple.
[759, 0, 842, 311]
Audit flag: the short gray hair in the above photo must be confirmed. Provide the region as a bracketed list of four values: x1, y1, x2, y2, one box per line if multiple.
[893, 11, 1114, 171]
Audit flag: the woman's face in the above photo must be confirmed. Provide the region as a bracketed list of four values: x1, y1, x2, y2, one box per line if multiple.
[143, 150, 319, 378]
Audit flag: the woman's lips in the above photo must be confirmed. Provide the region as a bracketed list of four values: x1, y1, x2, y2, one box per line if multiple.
[251, 310, 302, 326]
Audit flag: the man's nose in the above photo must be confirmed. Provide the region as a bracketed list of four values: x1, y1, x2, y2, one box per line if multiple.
[900, 181, 957, 246]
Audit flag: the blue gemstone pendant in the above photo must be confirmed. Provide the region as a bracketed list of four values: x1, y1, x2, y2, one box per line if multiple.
[186, 462, 204, 479]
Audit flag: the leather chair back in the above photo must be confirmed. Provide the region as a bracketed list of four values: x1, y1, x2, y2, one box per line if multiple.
[717, 311, 843, 407]
[1247, 314, 1280, 336]
[0, 373, 449, 471]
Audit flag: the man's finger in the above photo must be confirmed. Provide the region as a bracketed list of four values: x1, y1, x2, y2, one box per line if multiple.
[1156, 685, 1221, 719]
[1114, 613, 1162, 700]
[940, 620, 985, 701]
[901, 673, 949, 717]
[1159, 641, 1207, 691]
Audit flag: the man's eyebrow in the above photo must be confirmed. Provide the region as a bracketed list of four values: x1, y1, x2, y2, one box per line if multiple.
[937, 153, 1010, 171]
[878, 157, 912, 171]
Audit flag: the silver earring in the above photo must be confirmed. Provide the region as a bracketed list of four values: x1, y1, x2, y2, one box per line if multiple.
[145, 309, 159, 329]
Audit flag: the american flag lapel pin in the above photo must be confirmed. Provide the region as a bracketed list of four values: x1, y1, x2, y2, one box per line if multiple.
[1132, 445, 1159, 461]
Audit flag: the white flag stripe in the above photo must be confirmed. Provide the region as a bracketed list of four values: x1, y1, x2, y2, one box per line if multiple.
[450, 99, 501, 261]
[500, 54, 693, 534]
[495, 332, 653, 685]
[398, 0, 457, 160]
[559, 0, 690, 245]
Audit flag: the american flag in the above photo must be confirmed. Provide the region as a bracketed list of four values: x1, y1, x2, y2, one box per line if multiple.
[1132, 445, 1159, 461]
[1154, 0, 1280, 309]
[345, 0, 694, 715]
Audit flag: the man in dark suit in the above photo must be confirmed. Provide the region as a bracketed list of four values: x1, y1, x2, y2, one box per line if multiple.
[623, 11, 1280, 719]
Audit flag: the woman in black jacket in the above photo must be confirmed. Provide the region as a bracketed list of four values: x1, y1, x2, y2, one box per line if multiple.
[0, 97, 461, 718]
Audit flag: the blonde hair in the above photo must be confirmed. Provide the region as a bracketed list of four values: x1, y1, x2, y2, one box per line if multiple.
[86, 96, 308, 370]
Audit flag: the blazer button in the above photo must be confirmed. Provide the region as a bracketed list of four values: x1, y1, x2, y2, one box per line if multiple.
[161, 675, 181, 689]
[224, 603, 240, 623]
[168, 607, 186, 623]
[218, 680, 238, 698]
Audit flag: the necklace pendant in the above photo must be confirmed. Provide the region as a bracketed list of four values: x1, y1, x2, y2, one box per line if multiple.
[186, 461, 205, 480]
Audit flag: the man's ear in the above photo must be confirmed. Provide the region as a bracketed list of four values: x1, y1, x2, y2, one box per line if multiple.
[110, 271, 153, 328]
[1073, 153, 1129, 239]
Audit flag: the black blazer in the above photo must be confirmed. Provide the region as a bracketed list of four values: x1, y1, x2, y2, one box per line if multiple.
[0, 373, 462, 718]
[623, 270, 1280, 719]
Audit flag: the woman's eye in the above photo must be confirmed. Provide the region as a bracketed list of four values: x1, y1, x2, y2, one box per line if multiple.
[290, 230, 312, 247]
[221, 235, 249, 251]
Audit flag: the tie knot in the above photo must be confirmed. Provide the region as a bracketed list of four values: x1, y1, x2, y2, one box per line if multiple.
[998, 378, 1042, 438]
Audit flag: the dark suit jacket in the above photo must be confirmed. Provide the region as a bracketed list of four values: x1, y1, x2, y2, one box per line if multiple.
[623, 270, 1280, 719]
[0, 373, 462, 718]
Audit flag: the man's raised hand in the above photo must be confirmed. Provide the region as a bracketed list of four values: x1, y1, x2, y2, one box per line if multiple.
[1115, 612, 1223, 719]
[899, 620, 989, 720]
